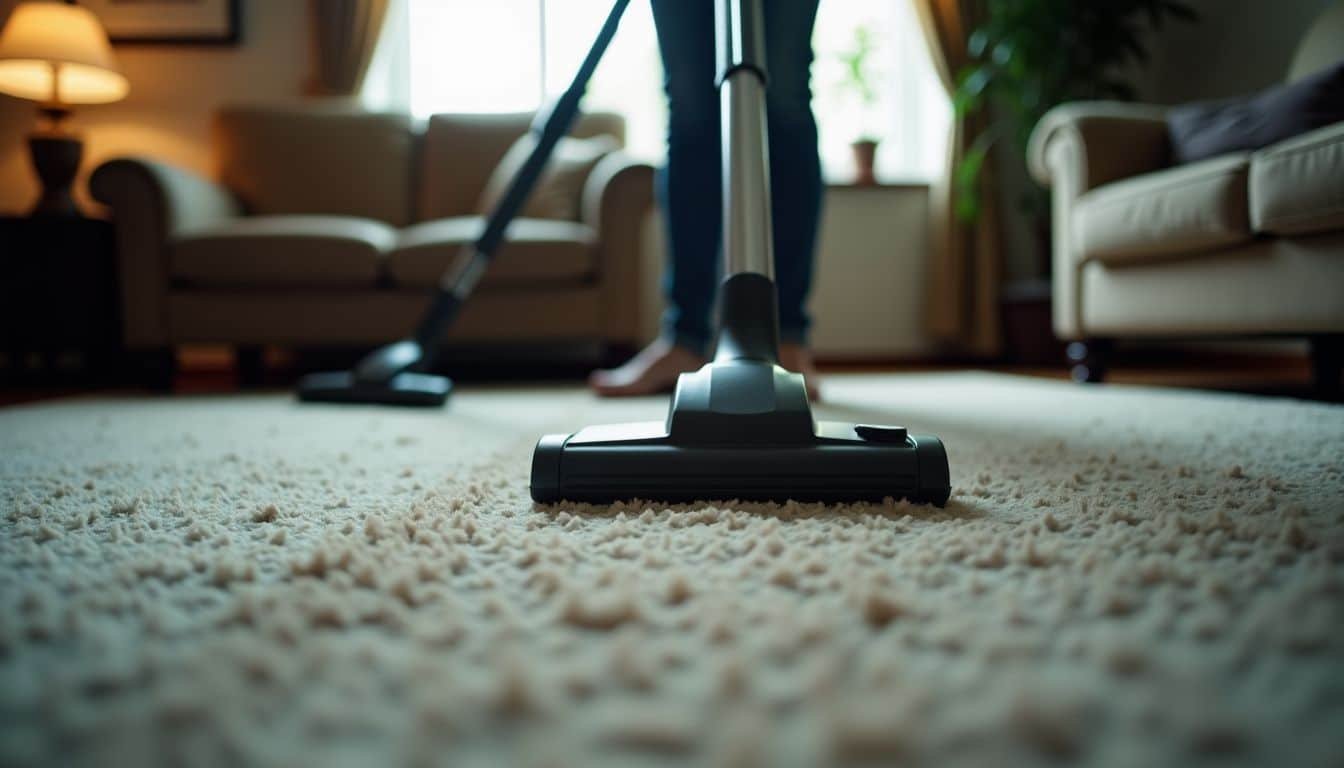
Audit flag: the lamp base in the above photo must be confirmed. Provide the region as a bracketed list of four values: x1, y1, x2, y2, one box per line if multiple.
[27, 132, 84, 218]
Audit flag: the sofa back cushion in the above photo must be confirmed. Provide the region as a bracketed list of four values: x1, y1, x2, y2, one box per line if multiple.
[215, 105, 415, 226]
[1249, 121, 1344, 236]
[417, 111, 625, 221]
[476, 134, 620, 221]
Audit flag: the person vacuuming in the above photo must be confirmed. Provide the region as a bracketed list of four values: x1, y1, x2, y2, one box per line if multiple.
[590, 0, 823, 399]
[532, 0, 951, 505]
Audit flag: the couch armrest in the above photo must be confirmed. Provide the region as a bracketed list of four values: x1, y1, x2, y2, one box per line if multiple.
[1027, 101, 1171, 192]
[581, 152, 656, 344]
[89, 158, 241, 347]
[1025, 102, 1170, 339]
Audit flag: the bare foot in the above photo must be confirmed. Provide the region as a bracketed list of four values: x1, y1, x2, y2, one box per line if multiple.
[589, 339, 705, 397]
[780, 343, 822, 401]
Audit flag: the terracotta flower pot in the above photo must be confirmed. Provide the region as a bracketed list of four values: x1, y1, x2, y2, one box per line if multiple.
[851, 139, 878, 186]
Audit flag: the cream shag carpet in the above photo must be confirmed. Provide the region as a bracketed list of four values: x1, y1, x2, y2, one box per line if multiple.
[1, 373, 1342, 767]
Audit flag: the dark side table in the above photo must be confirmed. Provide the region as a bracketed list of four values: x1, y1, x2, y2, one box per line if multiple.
[1, 214, 122, 386]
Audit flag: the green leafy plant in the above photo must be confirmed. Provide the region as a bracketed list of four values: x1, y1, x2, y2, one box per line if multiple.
[954, 0, 1197, 221]
[835, 24, 881, 142]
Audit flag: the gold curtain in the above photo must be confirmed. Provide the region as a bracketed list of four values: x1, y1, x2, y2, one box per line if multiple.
[911, 0, 1003, 356]
[310, 0, 392, 97]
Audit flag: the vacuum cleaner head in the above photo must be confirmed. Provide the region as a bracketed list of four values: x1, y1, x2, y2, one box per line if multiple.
[296, 370, 451, 407]
[532, 274, 951, 507]
[295, 340, 452, 407]
[531, 356, 950, 506]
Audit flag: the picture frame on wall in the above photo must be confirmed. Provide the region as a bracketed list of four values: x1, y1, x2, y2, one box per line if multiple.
[79, 0, 242, 46]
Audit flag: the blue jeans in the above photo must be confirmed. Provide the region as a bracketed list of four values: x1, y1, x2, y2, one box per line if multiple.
[650, 0, 823, 355]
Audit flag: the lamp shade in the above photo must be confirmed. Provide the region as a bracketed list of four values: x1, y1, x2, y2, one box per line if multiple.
[0, 2, 128, 104]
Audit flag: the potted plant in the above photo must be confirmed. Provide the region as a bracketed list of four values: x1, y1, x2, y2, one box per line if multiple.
[953, 0, 1197, 223]
[836, 24, 882, 186]
[953, 0, 1196, 363]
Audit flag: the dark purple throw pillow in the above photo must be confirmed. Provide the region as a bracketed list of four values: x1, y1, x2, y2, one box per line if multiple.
[1166, 58, 1344, 165]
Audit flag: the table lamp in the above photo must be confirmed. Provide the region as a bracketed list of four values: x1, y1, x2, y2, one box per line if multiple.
[0, 2, 128, 217]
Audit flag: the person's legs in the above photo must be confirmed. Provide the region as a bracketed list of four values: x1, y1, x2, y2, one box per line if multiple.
[650, 0, 722, 354]
[591, 0, 718, 396]
[763, 0, 824, 350]
[592, 0, 824, 398]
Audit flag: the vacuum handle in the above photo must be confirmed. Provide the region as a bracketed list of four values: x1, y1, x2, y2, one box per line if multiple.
[713, 0, 781, 364]
[716, 0, 768, 85]
[716, 0, 774, 283]
[413, 0, 631, 353]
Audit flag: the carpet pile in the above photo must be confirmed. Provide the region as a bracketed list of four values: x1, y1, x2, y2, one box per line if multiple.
[1, 373, 1341, 766]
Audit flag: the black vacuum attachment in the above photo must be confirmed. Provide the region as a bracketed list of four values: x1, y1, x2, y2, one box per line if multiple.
[532, 276, 951, 506]
[296, 341, 451, 406]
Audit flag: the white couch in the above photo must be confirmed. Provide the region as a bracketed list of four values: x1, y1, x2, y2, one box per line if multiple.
[1027, 2, 1344, 391]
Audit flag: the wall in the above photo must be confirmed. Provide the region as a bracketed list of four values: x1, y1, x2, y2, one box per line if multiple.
[1135, 0, 1334, 104]
[0, 0, 310, 214]
[636, 186, 934, 360]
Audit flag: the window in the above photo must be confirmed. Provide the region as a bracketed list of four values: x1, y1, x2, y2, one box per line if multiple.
[365, 0, 949, 183]
[811, 1, 951, 182]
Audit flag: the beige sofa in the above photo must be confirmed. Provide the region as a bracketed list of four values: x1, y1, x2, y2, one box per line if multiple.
[1027, 3, 1344, 389]
[91, 106, 654, 380]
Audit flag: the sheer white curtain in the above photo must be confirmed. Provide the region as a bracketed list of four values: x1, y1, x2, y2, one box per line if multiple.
[364, 0, 949, 181]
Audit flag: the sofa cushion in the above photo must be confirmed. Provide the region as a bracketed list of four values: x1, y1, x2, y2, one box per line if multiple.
[171, 215, 395, 288]
[417, 112, 626, 220]
[387, 217, 597, 288]
[1074, 153, 1253, 266]
[1249, 121, 1344, 236]
[477, 134, 620, 221]
[215, 106, 414, 226]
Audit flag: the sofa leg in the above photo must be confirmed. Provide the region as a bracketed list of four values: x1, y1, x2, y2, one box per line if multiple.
[1310, 335, 1342, 399]
[1067, 339, 1112, 384]
[236, 346, 265, 389]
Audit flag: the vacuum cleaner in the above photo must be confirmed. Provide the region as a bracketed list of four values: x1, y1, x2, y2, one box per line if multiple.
[295, 0, 632, 406]
[530, 0, 951, 506]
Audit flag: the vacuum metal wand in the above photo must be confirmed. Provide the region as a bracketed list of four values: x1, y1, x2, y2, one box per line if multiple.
[712, 0, 781, 364]
[716, 0, 775, 282]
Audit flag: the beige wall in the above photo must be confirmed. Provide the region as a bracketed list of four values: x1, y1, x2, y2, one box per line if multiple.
[636, 186, 936, 360]
[1136, 0, 1333, 104]
[0, 0, 311, 213]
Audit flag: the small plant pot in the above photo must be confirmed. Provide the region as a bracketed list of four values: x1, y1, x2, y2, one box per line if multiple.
[851, 139, 879, 186]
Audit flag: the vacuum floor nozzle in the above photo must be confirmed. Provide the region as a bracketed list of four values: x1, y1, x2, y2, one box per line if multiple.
[531, 339, 950, 506]
[531, 419, 950, 506]
[295, 370, 451, 407]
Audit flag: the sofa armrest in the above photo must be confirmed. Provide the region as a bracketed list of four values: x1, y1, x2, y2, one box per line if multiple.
[1026, 102, 1171, 339]
[89, 158, 241, 347]
[1027, 101, 1171, 192]
[581, 152, 656, 343]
